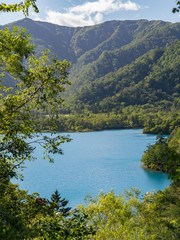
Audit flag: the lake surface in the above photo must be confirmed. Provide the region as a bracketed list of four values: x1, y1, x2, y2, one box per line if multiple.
[17, 129, 170, 208]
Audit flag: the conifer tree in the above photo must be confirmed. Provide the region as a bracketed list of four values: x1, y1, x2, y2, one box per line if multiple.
[51, 190, 71, 217]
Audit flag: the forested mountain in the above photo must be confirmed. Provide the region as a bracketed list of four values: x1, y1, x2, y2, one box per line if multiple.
[1, 18, 180, 115]
[66, 41, 180, 113]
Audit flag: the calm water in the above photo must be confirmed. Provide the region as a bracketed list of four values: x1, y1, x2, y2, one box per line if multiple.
[17, 129, 170, 208]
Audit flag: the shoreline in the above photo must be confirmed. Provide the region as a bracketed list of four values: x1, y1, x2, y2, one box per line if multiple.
[39, 127, 161, 134]
[141, 164, 168, 174]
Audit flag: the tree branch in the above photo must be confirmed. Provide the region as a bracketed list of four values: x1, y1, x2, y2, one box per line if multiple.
[12, 82, 44, 114]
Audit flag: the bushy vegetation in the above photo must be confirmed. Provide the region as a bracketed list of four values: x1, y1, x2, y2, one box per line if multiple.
[76, 183, 180, 240]
[141, 134, 180, 182]
[33, 106, 180, 134]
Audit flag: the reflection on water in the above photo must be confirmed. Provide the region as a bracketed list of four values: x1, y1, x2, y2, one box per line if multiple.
[142, 167, 170, 185]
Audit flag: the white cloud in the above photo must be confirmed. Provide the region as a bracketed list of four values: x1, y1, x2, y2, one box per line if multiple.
[36, 0, 141, 27]
[70, 0, 140, 14]
[45, 10, 95, 27]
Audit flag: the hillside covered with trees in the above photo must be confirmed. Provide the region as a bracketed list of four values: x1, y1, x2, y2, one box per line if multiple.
[2, 17, 180, 133]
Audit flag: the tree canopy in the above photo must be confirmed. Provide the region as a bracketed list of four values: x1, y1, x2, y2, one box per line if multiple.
[0, 0, 38, 16]
[141, 135, 180, 182]
[173, 1, 180, 13]
[0, 2, 72, 184]
[0, 2, 77, 238]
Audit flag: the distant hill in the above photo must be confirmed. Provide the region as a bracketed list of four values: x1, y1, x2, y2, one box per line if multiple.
[1, 18, 180, 113]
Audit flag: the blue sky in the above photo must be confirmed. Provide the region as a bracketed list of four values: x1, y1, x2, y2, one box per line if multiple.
[1, 0, 180, 26]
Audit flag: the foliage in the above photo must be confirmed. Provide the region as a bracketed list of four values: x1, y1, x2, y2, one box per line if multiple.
[0, 2, 77, 238]
[168, 127, 180, 153]
[141, 135, 180, 182]
[173, 1, 180, 13]
[76, 185, 180, 240]
[0, 180, 53, 239]
[33, 107, 180, 135]
[0, 2, 95, 239]
[2, 182, 177, 239]
[50, 190, 71, 217]
[81, 189, 144, 240]
[0, 25, 71, 184]
[0, 0, 39, 16]
[0, 180, 94, 239]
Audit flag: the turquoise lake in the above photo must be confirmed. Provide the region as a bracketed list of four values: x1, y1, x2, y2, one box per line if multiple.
[17, 129, 171, 208]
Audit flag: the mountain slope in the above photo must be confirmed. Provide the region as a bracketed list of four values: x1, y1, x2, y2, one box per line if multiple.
[68, 20, 180, 94]
[1, 18, 180, 114]
[65, 41, 180, 113]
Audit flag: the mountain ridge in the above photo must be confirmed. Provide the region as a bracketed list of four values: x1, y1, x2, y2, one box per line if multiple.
[1, 18, 180, 114]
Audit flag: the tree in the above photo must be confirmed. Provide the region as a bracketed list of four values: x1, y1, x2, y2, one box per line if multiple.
[0, 0, 38, 16]
[0, 2, 71, 184]
[0, 1, 73, 238]
[50, 190, 71, 217]
[141, 135, 180, 182]
[76, 187, 180, 240]
[172, 1, 180, 13]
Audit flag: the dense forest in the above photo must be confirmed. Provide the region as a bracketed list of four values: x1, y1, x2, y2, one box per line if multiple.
[2, 17, 179, 134]
[0, 0, 180, 239]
